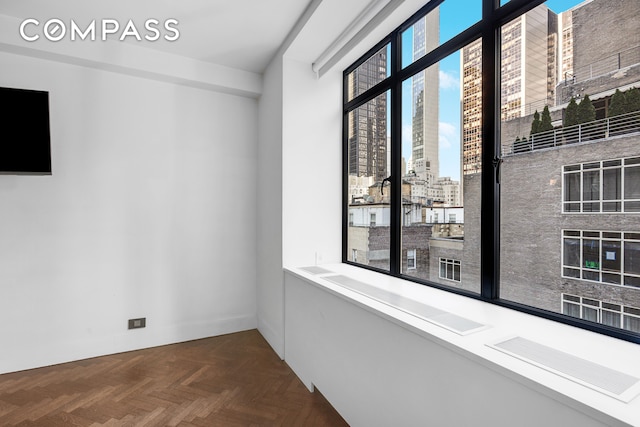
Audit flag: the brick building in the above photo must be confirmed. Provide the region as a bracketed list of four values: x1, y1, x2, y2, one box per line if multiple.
[500, 130, 640, 331]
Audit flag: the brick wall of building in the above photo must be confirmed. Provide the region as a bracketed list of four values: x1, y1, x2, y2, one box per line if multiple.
[402, 225, 432, 281]
[368, 226, 391, 271]
[572, 0, 640, 75]
[500, 132, 640, 312]
[427, 173, 484, 294]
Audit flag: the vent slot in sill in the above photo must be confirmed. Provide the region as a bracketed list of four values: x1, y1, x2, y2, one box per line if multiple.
[299, 266, 334, 275]
[490, 336, 640, 402]
[322, 274, 487, 336]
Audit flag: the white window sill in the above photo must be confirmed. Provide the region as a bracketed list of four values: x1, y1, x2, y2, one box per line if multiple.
[285, 263, 640, 427]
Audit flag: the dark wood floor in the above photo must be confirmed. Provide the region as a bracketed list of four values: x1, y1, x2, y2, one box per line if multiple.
[0, 330, 348, 426]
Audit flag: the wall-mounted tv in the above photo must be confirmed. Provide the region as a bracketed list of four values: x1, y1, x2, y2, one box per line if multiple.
[0, 87, 51, 174]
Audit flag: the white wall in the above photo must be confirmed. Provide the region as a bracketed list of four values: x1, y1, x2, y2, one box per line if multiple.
[256, 55, 344, 356]
[0, 51, 258, 374]
[257, 55, 285, 357]
[282, 57, 343, 268]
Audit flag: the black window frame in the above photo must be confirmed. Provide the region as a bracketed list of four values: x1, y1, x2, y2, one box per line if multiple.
[342, 0, 640, 345]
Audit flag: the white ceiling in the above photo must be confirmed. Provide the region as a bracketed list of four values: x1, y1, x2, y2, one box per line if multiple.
[0, 0, 314, 73]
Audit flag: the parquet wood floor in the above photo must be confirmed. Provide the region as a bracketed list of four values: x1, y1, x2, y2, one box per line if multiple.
[0, 330, 349, 426]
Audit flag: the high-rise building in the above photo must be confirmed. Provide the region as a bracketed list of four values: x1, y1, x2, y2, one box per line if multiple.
[347, 11, 443, 186]
[461, 5, 558, 174]
[347, 47, 388, 182]
[410, 13, 440, 180]
[461, 38, 483, 175]
[559, 6, 574, 82]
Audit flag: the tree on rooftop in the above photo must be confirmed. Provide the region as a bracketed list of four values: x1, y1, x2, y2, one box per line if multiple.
[577, 95, 596, 124]
[626, 87, 640, 113]
[530, 110, 541, 135]
[539, 105, 553, 132]
[608, 89, 627, 117]
[564, 97, 578, 127]
[626, 87, 640, 131]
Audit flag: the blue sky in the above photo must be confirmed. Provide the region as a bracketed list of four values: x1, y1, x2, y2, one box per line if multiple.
[399, 0, 585, 181]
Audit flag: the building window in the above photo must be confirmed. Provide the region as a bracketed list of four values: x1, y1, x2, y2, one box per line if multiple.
[563, 157, 640, 213]
[562, 230, 640, 288]
[562, 294, 640, 333]
[407, 250, 417, 270]
[370, 213, 377, 227]
[352, 249, 358, 263]
[439, 258, 461, 282]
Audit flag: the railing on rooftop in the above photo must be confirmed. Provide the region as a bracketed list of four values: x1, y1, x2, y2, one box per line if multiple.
[569, 45, 640, 84]
[503, 110, 640, 156]
[521, 98, 555, 117]
[557, 45, 640, 105]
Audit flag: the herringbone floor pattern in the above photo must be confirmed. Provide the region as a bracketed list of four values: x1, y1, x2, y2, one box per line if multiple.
[0, 330, 348, 426]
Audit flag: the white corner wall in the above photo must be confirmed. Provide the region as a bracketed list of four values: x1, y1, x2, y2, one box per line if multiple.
[0, 51, 258, 374]
[257, 55, 285, 357]
[282, 56, 343, 268]
[255, 56, 343, 357]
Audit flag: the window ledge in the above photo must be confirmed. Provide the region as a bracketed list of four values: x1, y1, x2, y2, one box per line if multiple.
[285, 263, 640, 427]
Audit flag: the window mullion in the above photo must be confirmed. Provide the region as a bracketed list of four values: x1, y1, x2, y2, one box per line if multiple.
[480, 0, 500, 300]
[622, 162, 626, 213]
[342, 95, 349, 263]
[580, 167, 584, 212]
[390, 31, 402, 275]
[600, 167, 604, 212]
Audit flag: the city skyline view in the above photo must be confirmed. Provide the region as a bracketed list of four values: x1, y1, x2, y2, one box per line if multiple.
[346, 0, 640, 334]
[400, 0, 586, 183]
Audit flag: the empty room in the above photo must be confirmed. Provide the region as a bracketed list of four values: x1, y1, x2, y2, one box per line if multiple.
[1, 0, 640, 425]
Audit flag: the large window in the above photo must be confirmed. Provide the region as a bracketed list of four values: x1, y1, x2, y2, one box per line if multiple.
[343, 0, 640, 344]
[562, 294, 640, 333]
[562, 231, 640, 287]
[563, 157, 640, 213]
[344, 0, 481, 294]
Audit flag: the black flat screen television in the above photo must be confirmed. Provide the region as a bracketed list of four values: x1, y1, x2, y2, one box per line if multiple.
[0, 87, 52, 174]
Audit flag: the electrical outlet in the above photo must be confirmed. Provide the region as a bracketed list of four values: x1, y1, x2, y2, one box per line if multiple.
[128, 318, 146, 329]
